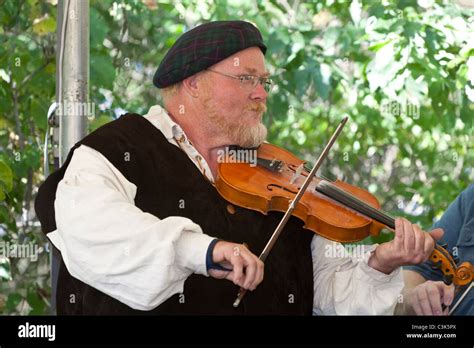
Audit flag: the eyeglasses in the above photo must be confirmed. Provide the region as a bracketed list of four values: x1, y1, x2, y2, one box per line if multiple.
[206, 69, 274, 93]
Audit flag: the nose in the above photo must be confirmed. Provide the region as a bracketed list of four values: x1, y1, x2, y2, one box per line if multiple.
[250, 82, 268, 102]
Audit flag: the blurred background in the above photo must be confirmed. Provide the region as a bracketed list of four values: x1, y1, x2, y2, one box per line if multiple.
[0, 0, 472, 314]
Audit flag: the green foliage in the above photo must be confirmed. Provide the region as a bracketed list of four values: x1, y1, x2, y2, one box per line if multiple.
[0, 0, 473, 314]
[0, 160, 13, 200]
[0, 0, 55, 314]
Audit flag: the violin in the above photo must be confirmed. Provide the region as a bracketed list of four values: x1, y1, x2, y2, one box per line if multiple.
[216, 114, 473, 310]
[216, 142, 474, 287]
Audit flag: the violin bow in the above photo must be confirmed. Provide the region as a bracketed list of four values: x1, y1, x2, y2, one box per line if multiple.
[449, 281, 473, 315]
[232, 116, 349, 308]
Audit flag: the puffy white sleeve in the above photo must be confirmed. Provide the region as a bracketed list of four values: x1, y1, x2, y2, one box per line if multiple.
[311, 235, 404, 315]
[48, 145, 214, 311]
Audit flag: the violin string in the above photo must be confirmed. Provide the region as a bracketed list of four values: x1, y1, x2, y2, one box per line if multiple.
[302, 160, 395, 228]
[449, 281, 473, 315]
[315, 180, 396, 229]
[318, 174, 334, 183]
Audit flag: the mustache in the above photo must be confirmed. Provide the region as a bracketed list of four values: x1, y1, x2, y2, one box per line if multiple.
[245, 103, 267, 114]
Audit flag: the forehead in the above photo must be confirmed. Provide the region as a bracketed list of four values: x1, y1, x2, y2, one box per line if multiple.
[214, 47, 267, 74]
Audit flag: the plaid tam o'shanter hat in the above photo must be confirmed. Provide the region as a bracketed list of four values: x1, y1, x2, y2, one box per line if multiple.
[153, 20, 267, 88]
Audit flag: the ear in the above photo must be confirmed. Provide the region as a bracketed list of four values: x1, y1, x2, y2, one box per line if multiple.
[182, 73, 204, 98]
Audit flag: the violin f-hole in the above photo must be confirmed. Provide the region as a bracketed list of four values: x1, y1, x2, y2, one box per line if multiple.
[267, 184, 298, 195]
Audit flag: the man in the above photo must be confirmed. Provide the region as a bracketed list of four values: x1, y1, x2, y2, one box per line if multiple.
[396, 184, 474, 315]
[35, 20, 442, 315]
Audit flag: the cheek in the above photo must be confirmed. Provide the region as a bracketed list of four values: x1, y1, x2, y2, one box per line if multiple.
[208, 85, 252, 118]
[221, 97, 248, 115]
[214, 83, 249, 106]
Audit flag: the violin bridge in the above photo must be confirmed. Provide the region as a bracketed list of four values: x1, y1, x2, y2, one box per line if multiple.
[257, 157, 284, 172]
[269, 158, 284, 172]
[290, 164, 304, 185]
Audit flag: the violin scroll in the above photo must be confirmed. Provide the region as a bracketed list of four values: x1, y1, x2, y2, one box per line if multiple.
[430, 244, 474, 286]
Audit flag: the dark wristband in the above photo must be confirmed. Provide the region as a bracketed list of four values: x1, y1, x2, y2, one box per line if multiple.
[206, 239, 232, 272]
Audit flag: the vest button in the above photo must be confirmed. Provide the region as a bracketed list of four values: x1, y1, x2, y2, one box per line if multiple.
[226, 204, 236, 215]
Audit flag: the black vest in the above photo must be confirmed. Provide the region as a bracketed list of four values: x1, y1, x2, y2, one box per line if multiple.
[35, 113, 314, 315]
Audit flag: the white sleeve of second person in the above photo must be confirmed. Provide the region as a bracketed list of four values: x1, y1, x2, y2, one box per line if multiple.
[49, 145, 215, 311]
[311, 235, 404, 315]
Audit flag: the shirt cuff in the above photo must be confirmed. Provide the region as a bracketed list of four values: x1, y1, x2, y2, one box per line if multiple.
[357, 245, 402, 284]
[174, 230, 215, 277]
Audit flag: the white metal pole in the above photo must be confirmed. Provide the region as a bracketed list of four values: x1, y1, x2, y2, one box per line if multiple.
[51, 0, 89, 314]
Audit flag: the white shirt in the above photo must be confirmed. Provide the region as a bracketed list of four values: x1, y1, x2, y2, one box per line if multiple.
[48, 105, 404, 314]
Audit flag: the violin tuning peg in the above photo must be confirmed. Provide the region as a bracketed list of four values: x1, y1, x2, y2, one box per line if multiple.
[443, 274, 453, 285]
[430, 261, 443, 270]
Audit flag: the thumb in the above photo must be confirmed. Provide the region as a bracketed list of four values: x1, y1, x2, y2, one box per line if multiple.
[441, 283, 455, 306]
[429, 228, 444, 242]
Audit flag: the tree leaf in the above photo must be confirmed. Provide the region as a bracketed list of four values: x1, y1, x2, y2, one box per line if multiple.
[0, 160, 13, 193]
[90, 8, 109, 48]
[6, 293, 22, 312]
[90, 54, 116, 90]
[32, 16, 56, 36]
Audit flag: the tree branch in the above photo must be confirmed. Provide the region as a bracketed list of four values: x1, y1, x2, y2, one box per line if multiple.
[18, 60, 51, 91]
